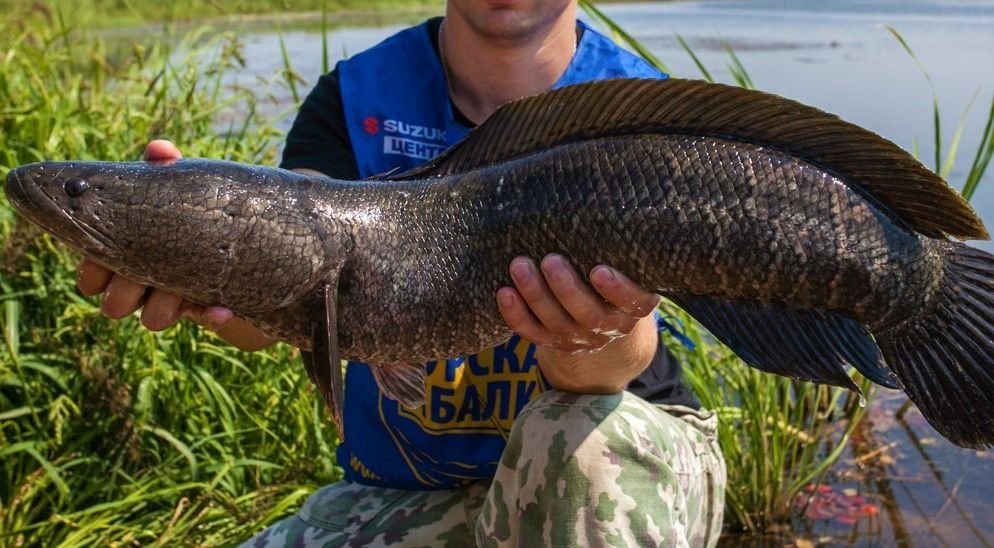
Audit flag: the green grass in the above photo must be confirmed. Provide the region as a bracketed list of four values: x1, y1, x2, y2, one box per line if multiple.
[669, 308, 873, 532]
[0, 13, 337, 546]
[883, 26, 994, 199]
[0, 0, 443, 28]
[2, 2, 993, 545]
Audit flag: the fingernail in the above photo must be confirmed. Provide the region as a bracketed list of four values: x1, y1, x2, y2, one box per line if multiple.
[510, 258, 533, 281]
[205, 306, 234, 327]
[144, 315, 170, 332]
[541, 254, 566, 274]
[497, 289, 514, 308]
[591, 266, 616, 285]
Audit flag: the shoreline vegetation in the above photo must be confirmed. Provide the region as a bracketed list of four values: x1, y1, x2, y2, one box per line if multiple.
[1, 0, 991, 545]
[0, 0, 445, 28]
[0, 0, 675, 29]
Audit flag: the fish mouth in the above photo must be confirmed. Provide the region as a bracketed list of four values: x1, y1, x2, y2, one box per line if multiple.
[4, 167, 46, 227]
[5, 167, 28, 212]
[4, 165, 122, 259]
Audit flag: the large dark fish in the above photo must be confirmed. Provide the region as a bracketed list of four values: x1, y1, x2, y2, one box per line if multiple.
[5, 79, 994, 448]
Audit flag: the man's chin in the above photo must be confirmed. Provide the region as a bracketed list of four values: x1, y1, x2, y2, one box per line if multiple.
[469, 13, 544, 41]
[480, 0, 525, 8]
[452, 0, 573, 42]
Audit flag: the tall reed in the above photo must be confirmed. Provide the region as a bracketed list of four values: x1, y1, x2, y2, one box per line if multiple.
[0, 0, 443, 27]
[0, 8, 337, 546]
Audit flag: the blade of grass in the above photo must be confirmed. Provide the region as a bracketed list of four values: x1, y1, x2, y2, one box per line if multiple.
[725, 44, 754, 89]
[886, 25, 943, 174]
[0, 442, 70, 497]
[321, 0, 330, 74]
[277, 25, 299, 104]
[676, 34, 713, 82]
[143, 426, 199, 481]
[961, 92, 994, 201]
[940, 89, 979, 180]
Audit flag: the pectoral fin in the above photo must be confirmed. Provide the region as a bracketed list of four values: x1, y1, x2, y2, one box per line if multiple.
[370, 362, 427, 409]
[303, 280, 346, 441]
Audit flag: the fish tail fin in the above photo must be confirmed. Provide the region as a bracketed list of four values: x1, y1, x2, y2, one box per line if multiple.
[876, 242, 994, 449]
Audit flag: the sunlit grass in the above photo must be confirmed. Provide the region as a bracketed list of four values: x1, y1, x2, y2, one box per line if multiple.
[0, 0, 443, 28]
[883, 26, 994, 201]
[665, 307, 872, 533]
[0, 8, 338, 546]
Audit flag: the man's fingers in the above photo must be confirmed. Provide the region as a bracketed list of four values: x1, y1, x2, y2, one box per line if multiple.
[181, 304, 234, 331]
[509, 257, 580, 335]
[183, 307, 274, 352]
[141, 289, 184, 331]
[214, 316, 275, 352]
[100, 275, 148, 319]
[539, 254, 622, 332]
[143, 139, 182, 162]
[78, 247, 241, 338]
[589, 265, 661, 317]
[496, 287, 554, 345]
[77, 258, 113, 296]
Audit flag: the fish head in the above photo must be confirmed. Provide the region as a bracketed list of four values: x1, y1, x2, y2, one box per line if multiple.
[5, 160, 130, 260]
[4, 159, 348, 312]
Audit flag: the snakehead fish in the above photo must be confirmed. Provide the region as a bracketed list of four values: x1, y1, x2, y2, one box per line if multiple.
[5, 78, 994, 449]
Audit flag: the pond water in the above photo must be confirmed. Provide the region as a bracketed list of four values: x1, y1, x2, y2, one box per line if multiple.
[183, 1, 994, 544]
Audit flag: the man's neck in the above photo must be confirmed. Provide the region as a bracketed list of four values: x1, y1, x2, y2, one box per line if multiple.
[439, 7, 578, 125]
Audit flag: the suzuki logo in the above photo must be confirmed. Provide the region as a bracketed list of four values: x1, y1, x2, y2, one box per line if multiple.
[363, 116, 380, 135]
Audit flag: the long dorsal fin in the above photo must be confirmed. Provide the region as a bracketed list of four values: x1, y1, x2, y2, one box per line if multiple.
[394, 78, 986, 240]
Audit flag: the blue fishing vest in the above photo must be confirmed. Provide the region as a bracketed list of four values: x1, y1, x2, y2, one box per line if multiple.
[336, 19, 667, 489]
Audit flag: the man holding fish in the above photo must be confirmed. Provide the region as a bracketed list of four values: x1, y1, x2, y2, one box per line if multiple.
[75, 0, 726, 545]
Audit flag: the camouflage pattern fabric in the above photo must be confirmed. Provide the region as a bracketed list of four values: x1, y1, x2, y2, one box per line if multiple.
[242, 390, 725, 547]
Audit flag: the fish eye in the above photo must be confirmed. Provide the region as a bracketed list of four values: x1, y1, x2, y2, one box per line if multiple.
[64, 178, 90, 198]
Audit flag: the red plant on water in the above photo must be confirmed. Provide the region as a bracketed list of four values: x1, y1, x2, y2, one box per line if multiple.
[796, 484, 880, 525]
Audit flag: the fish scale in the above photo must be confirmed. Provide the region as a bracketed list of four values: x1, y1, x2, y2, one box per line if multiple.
[6, 78, 994, 448]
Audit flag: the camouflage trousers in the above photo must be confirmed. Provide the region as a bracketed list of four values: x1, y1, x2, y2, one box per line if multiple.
[243, 390, 726, 547]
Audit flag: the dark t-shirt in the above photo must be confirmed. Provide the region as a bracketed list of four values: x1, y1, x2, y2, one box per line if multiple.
[280, 18, 698, 409]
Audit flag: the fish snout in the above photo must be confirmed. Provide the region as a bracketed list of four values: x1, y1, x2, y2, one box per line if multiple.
[4, 163, 71, 217]
[5, 162, 99, 213]
[4, 162, 124, 259]
[4, 165, 34, 214]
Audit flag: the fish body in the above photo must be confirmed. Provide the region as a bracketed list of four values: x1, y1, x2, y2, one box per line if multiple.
[5, 78, 994, 448]
[2, 140, 933, 361]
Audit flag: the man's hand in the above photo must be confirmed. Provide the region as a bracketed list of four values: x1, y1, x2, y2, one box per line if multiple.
[496, 254, 660, 394]
[76, 140, 276, 352]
